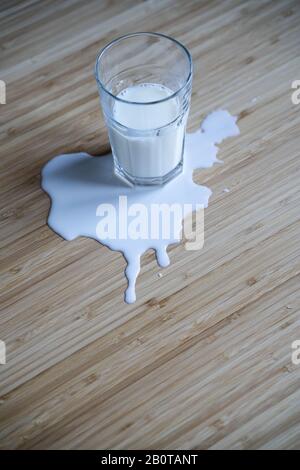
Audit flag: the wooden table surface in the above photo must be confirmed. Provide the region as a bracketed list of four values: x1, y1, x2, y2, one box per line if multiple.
[1, 0, 300, 450]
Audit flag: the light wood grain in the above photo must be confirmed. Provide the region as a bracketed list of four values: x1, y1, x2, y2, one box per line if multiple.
[0, 0, 300, 450]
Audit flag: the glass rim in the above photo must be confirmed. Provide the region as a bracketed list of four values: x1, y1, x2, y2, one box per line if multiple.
[94, 32, 193, 106]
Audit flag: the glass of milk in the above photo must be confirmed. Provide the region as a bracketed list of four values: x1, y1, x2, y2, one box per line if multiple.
[95, 32, 193, 185]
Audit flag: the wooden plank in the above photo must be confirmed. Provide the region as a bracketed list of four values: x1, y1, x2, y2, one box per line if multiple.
[0, 0, 299, 449]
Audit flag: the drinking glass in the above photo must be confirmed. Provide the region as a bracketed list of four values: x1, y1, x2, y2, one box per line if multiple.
[95, 32, 193, 186]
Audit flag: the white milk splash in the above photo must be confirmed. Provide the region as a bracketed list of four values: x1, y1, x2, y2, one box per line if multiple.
[41, 110, 239, 303]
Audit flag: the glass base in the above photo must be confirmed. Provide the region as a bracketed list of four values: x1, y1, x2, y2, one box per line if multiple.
[114, 160, 183, 186]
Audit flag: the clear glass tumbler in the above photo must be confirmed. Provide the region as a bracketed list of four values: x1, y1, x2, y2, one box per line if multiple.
[95, 32, 193, 186]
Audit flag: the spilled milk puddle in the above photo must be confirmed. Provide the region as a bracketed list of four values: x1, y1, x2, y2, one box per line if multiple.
[41, 110, 240, 303]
